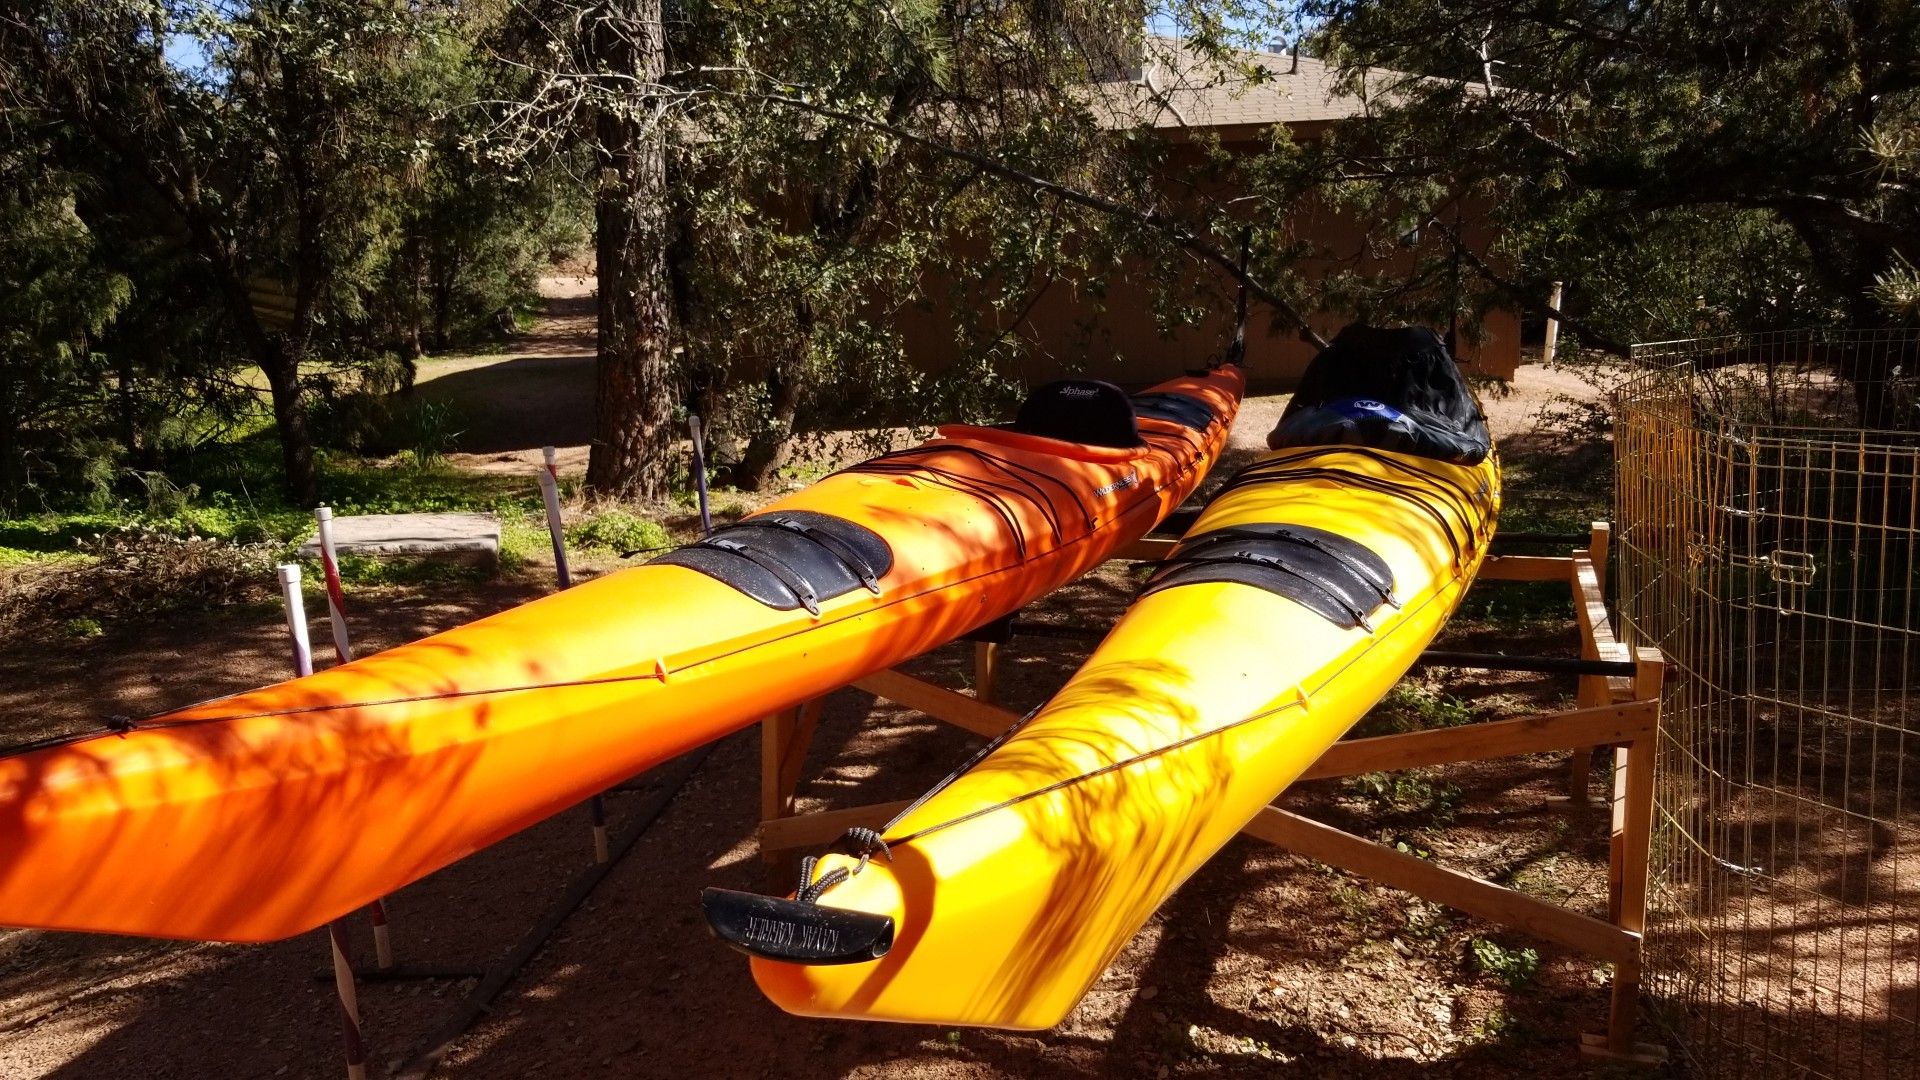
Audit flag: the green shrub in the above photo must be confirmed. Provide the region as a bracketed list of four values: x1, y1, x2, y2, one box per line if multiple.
[1343, 769, 1462, 823]
[400, 400, 463, 469]
[1358, 684, 1478, 736]
[0, 525, 278, 638]
[566, 508, 671, 554]
[1469, 937, 1541, 989]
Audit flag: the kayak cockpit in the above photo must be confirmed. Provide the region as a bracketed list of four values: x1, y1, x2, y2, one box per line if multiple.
[1267, 325, 1493, 465]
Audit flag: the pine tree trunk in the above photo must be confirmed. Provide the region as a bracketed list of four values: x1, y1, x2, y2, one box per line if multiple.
[258, 337, 319, 506]
[0, 365, 18, 510]
[736, 302, 812, 491]
[401, 232, 425, 363]
[585, 0, 674, 502]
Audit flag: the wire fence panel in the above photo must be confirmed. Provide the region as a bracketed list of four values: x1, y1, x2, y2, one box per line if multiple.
[1616, 329, 1920, 1079]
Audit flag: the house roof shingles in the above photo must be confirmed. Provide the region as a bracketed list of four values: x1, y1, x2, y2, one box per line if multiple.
[1089, 37, 1378, 133]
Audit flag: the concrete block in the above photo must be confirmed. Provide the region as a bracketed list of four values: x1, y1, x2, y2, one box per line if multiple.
[299, 512, 501, 565]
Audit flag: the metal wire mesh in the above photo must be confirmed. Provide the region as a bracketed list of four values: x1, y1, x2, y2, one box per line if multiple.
[1615, 328, 1920, 1079]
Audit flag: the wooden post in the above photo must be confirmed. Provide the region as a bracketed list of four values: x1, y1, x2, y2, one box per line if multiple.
[761, 707, 797, 824]
[1568, 553, 1601, 805]
[973, 641, 999, 705]
[1587, 521, 1611, 596]
[279, 565, 368, 1080]
[760, 702, 821, 883]
[1567, 543, 1625, 806]
[1588, 645, 1665, 1063]
[1542, 280, 1565, 364]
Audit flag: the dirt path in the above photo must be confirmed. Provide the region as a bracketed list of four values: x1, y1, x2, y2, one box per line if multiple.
[418, 274, 596, 476]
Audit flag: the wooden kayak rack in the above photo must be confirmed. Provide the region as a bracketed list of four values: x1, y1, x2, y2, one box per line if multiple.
[755, 521, 1667, 1066]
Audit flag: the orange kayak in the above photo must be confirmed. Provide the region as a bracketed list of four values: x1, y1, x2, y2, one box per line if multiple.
[0, 369, 1241, 942]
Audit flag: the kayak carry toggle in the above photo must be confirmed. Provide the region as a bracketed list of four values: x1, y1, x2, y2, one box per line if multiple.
[701, 888, 895, 965]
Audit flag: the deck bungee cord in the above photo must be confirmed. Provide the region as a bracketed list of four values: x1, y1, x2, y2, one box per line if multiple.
[851, 456, 1060, 556]
[1209, 462, 1480, 565]
[853, 443, 1095, 536]
[1246, 444, 1492, 518]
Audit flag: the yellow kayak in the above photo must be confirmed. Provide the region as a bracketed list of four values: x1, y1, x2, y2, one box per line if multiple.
[706, 326, 1499, 1028]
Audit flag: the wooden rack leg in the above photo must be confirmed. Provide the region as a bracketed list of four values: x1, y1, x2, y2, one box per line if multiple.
[1567, 524, 1617, 806]
[974, 641, 999, 705]
[760, 700, 825, 881]
[1585, 646, 1665, 1065]
[756, 670, 1026, 863]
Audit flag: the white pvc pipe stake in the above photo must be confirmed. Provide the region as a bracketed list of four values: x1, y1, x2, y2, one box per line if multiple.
[277, 565, 315, 679]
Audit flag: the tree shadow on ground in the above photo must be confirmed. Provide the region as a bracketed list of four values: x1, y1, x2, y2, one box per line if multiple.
[416, 356, 595, 456]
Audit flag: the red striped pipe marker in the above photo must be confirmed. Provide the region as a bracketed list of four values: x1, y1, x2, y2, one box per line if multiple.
[279, 565, 369, 1080]
[313, 507, 396, 970]
[313, 507, 352, 665]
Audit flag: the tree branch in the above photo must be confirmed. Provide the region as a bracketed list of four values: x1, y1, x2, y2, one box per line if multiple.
[747, 90, 1330, 349]
[1426, 216, 1630, 357]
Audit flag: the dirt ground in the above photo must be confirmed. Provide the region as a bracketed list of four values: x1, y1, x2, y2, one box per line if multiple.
[0, 291, 1649, 1078]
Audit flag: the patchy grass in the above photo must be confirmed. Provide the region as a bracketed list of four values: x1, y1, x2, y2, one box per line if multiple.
[566, 507, 673, 555]
[1355, 683, 1482, 737]
[1469, 938, 1542, 990]
[1343, 769, 1463, 824]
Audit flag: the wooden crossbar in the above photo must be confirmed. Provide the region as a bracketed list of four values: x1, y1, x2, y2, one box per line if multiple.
[1242, 807, 1641, 965]
[1481, 554, 1578, 581]
[761, 799, 909, 853]
[1297, 701, 1656, 782]
[851, 668, 1018, 739]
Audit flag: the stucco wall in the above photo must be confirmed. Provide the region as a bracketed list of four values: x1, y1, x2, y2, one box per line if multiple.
[895, 127, 1521, 391]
